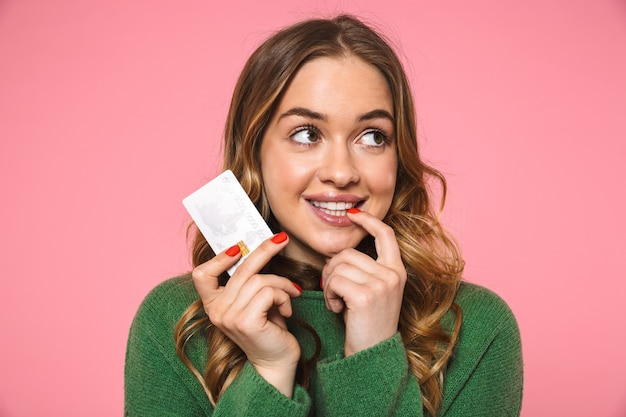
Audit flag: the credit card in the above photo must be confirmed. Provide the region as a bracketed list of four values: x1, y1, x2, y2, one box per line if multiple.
[182, 170, 273, 276]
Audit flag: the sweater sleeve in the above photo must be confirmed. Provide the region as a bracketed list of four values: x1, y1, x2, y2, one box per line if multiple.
[125, 276, 312, 417]
[315, 333, 424, 417]
[312, 283, 523, 417]
[213, 361, 311, 416]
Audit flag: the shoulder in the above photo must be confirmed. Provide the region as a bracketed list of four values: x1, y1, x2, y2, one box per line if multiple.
[131, 274, 199, 329]
[441, 283, 524, 414]
[451, 281, 521, 356]
[125, 275, 212, 414]
[141, 273, 197, 302]
[455, 282, 517, 328]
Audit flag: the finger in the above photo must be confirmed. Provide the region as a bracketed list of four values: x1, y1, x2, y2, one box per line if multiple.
[227, 274, 302, 315]
[230, 286, 294, 335]
[323, 272, 357, 313]
[346, 209, 402, 267]
[192, 244, 242, 300]
[222, 232, 289, 298]
[250, 286, 295, 321]
[322, 249, 378, 283]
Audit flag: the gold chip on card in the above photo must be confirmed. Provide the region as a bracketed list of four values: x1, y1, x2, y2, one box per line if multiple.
[237, 240, 250, 257]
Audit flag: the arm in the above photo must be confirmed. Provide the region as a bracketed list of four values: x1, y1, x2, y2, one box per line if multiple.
[319, 210, 422, 416]
[315, 333, 424, 417]
[192, 234, 302, 397]
[124, 276, 312, 417]
[313, 287, 523, 417]
[213, 362, 311, 416]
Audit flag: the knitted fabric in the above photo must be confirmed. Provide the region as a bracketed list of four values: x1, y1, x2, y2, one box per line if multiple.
[125, 275, 522, 416]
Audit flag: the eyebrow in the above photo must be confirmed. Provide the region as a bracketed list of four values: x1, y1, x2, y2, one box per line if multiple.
[357, 109, 394, 123]
[278, 107, 326, 121]
[277, 107, 394, 123]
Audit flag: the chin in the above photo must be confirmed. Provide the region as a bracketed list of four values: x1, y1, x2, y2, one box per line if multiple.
[316, 235, 365, 257]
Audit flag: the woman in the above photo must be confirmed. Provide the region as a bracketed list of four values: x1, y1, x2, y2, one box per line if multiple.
[125, 15, 523, 416]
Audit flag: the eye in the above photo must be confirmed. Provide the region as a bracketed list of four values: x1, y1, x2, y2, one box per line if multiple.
[359, 129, 388, 147]
[291, 126, 320, 144]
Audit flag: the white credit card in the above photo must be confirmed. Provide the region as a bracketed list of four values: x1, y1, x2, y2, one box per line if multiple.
[182, 170, 273, 276]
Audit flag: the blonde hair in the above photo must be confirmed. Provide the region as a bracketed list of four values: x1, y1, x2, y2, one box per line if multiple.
[175, 15, 463, 416]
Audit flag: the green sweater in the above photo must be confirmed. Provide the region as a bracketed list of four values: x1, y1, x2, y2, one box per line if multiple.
[125, 276, 522, 416]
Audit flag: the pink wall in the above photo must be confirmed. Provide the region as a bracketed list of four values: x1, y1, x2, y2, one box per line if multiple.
[1, 0, 625, 415]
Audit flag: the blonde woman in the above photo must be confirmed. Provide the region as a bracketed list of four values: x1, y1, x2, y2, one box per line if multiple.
[125, 15, 523, 416]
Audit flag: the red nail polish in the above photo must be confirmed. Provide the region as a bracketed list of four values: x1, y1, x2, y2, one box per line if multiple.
[347, 207, 361, 214]
[293, 282, 302, 292]
[225, 245, 240, 257]
[271, 231, 288, 244]
[319, 277, 323, 288]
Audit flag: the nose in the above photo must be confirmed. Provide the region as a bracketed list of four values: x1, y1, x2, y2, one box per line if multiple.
[317, 142, 360, 188]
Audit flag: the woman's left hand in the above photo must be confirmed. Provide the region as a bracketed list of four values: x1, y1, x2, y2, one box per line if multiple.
[321, 210, 407, 357]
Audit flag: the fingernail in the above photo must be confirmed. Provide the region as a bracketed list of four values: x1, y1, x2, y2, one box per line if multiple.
[347, 207, 361, 214]
[271, 231, 288, 244]
[319, 277, 323, 288]
[225, 245, 241, 257]
[293, 282, 302, 292]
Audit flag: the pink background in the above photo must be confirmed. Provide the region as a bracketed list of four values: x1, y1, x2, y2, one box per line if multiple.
[1, 0, 625, 416]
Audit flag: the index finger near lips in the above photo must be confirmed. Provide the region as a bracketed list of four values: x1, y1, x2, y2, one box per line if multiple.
[346, 210, 403, 268]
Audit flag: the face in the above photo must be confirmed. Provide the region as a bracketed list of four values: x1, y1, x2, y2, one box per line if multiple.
[260, 56, 397, 267]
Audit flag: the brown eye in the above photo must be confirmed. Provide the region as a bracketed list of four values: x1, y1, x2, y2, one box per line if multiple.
[360, 130, 387, 147]
[291, 127, 320, 144]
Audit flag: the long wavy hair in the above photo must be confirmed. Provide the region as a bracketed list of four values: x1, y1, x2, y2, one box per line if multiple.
[174, 15, 464, 416]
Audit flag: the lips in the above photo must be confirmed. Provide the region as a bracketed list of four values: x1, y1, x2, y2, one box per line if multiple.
[309, 200, 355, 216]
[304, 193, 365, 225]
[306, 196, 366, 222]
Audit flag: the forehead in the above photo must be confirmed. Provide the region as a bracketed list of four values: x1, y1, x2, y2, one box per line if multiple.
[277, 56, 393, 115]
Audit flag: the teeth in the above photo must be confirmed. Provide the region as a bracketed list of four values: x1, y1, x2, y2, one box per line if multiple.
[310, 200, 356, 216]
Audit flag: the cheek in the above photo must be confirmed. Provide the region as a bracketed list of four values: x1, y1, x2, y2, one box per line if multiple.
[370, 159, 397, 196]
[364, 159, 397, 218]
[262, 158, 309, 208]
[260, 144, 283, 201]
[380, 173, 397, 204]
[262, 166, 283, 206]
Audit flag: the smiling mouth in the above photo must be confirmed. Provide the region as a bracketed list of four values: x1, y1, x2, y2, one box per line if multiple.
[308, 200, 362, 217]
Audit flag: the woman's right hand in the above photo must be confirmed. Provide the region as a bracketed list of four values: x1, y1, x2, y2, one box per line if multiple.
[191, 232, 302, 398]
